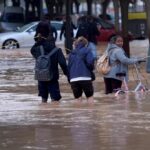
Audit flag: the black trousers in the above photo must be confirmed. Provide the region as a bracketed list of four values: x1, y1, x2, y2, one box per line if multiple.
[70, 80, 94, 99]
[104, 77, 122, 94]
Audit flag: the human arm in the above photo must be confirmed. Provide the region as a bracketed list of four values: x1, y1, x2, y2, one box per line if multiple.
[57, 48, 68, 77]
[85, 50, 95, 70]
[115, 48, 138, 65]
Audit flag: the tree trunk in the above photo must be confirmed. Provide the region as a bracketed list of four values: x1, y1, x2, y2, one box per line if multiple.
[112, 0, 120, 32]
[57, 0, 64, 14]
[101, 0, 110, 20]
[86, 0, 93, 15]
[25, 0, 30, 22]
[45, 0, 56, 19]
[120, 0, 130, 57]
[65, 0, 72, 54]
[145, 0, 150, 72]
[32, 0, 41, 20]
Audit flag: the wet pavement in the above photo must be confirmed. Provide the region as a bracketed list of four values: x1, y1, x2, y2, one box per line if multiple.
[0, 40, 150, 150]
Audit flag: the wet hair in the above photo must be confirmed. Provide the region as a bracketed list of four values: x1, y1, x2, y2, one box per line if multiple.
[36, 21, 50, 38]
[109, 34, 123, 44]
[74, 36, 88, 48]
[76, 36, 88, 46]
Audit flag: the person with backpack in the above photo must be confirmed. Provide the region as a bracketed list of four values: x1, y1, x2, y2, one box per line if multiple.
[31, 21, 68, 103]
[68, 36, 95, 102]
[103, 34, 144, 94]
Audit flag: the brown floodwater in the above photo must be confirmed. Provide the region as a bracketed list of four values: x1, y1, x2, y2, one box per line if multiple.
[0, 44, 150, 150]
[1, 93, 150, 150]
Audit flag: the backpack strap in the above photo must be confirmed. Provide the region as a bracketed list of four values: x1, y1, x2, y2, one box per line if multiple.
[39, 45, 59, 57]
[40, 45, 44, 55]
[47, 47, 59, 57]
[107, 48, 119, 66]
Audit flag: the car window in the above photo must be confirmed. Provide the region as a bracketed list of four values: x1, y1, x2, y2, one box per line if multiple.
[26, 24, 37, 32]
[17, 22, 37, 32]
[51, 22, 62, 30]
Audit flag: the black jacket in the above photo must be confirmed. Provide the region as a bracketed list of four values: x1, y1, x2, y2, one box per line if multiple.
[31, 39, 68, 81]
[60, 21, 76, 40]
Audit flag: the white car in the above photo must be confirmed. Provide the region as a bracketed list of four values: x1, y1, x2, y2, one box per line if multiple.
[0, 21, 64, 49]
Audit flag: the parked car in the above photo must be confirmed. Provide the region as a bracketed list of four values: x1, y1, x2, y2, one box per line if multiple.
[95, 17, 116, 41]
[0, 6, 25, 32]
[0, 20, 64, 49]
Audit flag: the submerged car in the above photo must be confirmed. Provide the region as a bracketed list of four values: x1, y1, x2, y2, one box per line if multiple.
[0, 20, 64, 49]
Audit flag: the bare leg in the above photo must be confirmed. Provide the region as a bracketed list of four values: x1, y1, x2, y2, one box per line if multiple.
[87, 96, 94, 103]
[51, 99, 60, 104]
[75, 97, 82, 102]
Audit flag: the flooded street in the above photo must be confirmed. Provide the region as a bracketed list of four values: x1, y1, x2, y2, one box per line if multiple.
[0, 40, 150, 150]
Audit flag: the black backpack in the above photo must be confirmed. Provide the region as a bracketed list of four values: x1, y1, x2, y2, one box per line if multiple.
[34, 46, 58, 81]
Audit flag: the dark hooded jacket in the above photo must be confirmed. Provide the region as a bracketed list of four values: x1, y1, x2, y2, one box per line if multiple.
[31, 39, 68, 81]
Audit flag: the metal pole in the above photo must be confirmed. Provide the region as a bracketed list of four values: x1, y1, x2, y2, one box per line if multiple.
[65, 0, 72, 54]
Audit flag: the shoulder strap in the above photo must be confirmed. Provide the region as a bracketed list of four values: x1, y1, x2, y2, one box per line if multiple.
[40, 45, 58, 57]
[107, 48, 114, 55]
[40, 45, 44, 55]
[107, 48, 119, 66]
[47, 47, 59, 57]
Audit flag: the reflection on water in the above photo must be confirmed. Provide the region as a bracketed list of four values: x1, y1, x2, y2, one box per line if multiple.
[1, 93, 150, 150]
[1, 49, 150, 150]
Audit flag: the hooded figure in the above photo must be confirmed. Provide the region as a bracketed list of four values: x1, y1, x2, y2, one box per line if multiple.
[68, 36, 95, 102]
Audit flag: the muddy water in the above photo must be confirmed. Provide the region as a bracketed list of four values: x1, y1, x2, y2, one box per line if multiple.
[1, 93, 150, 150]
[0, 43, 150, 150]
